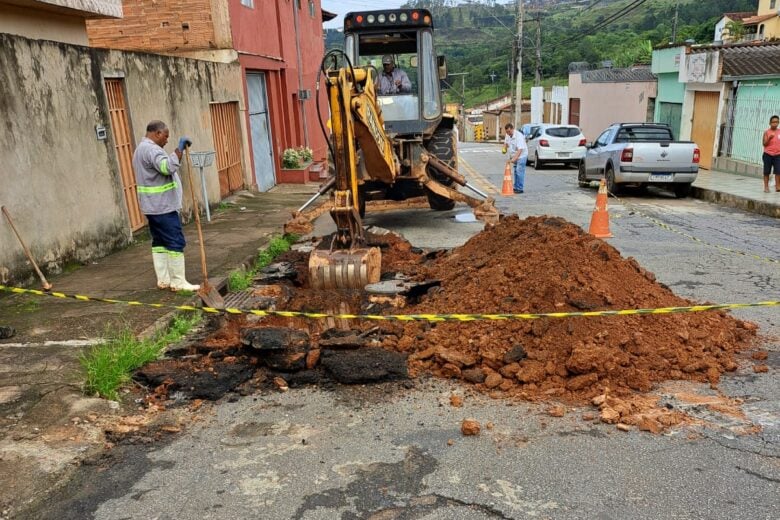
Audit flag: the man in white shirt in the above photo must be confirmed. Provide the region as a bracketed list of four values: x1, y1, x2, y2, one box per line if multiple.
[503, 123, 527, 193]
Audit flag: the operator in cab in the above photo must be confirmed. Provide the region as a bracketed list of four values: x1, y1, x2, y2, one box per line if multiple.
[376, 54, 412, 95]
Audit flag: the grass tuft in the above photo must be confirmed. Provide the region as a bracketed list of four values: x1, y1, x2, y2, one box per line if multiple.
[228, 269, 253, 292]
[227, 233, 300, 292]
[81, 313, 202, 400]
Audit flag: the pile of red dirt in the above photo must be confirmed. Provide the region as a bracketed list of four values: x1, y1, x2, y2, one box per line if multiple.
[379, 215, 758, 408]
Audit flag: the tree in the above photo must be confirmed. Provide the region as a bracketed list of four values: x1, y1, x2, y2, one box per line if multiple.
[723, 20, 746, 41]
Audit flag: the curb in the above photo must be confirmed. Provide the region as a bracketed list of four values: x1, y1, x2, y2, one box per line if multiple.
[691, 186, 780, 219]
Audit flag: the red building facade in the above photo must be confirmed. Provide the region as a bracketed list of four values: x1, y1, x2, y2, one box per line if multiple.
[228, 0, 332, 190]
[87, 0, 333, 191]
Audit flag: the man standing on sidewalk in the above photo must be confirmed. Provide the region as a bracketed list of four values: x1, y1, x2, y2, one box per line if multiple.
[503, 123, 527, 193]
[132, 120, 200, 292]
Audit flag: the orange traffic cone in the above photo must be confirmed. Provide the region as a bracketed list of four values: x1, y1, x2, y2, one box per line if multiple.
[501, 161, 514, 196]
[588, 179, 613, 238]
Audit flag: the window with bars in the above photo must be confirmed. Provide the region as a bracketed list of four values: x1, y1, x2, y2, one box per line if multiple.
[241, 0, 253, 7]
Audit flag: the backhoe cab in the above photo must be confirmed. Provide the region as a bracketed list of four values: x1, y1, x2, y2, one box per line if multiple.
[343, 8, 463, 211]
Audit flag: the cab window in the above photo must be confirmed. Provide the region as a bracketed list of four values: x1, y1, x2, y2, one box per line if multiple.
[357, 31, 419, 121]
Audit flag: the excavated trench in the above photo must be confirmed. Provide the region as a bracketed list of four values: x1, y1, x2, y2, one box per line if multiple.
[135, 215, 765, 432]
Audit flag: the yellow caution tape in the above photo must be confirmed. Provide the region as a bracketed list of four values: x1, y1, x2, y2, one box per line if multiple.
[1, 285, 777, 322]
[607, 190, 780, 265]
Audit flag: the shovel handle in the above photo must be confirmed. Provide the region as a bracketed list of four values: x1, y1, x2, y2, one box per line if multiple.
[1, 206, 52, 291]
[183, 148, 209, 282]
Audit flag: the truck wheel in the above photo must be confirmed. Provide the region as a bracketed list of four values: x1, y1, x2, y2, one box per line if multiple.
[578, 161, 589, 187]
[425, 127, 456, 211]
[605, 165, 620, 195]
[674, 183, 692, 198]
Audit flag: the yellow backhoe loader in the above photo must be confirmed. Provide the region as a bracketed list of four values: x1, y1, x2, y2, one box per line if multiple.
[286, 8, 498, 290]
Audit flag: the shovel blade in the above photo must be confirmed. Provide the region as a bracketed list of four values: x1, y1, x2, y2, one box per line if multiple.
[198, 281, 225, 310]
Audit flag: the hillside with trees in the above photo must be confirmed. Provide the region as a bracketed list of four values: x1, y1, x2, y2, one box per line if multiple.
[325, 0, 755, 107]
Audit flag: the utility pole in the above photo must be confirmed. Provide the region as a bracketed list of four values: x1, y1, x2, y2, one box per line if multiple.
[513, 0, 524, 128]
[535, 15, 542, 87]
[671, 0, 680, 43]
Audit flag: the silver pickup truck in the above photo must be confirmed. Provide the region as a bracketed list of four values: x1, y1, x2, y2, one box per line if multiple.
[578, 123, 700, 198]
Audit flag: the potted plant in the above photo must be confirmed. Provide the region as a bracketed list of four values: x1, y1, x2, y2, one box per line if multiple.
[279, 146, 314, 183]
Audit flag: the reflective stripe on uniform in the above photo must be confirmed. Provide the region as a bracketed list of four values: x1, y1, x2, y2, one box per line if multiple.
[160, 158, 169, 175]
[166, 251, 184, 257]
[152, 246, 168, 253]
[137, 182, 177, 194]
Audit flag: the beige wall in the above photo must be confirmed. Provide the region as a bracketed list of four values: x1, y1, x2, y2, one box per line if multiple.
[0, 33, 245, 286]
[568, 73, 658, 141]
[0, 3, 89, 45]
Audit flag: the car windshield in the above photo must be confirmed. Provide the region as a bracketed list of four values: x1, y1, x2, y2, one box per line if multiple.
[615, 127, 673, 142]
[546, 127, 580, 138]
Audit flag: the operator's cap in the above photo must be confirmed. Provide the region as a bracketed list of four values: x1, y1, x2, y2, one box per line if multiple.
[381, 54, 394, 65]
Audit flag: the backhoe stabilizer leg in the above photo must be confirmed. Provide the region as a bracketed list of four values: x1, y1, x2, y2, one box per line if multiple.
[421, 176, 500, 225]
[424, 153, 492, 201]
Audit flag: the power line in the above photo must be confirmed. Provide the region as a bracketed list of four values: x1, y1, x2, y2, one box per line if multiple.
[548, 0, 647, 50]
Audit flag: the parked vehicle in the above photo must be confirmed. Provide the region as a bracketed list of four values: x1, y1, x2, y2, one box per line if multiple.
[521, 123, 540, 139]
[526, 124, 586, 169]
[578, 123, 700, 198]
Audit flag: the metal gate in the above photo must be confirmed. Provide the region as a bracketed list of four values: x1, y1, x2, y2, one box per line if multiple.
[658, 102, 682, 139]
[210, 102, 243, 197]
[105, 78, 144, 231]
[246, 72, 276, 192]
[691, 91, 720, 170]
[720, 84, 780, 165]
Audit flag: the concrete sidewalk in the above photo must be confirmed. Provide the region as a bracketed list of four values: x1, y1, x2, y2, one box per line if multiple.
[693, 168, 780, 218]
[0, 184, 316, 517]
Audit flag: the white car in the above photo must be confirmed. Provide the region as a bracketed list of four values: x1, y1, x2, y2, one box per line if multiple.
[526, 124, 587, 169]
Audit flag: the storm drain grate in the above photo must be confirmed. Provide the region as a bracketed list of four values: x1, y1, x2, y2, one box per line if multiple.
[221, 290, 264, 310]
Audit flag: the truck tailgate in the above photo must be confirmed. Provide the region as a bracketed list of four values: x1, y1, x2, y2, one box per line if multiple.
[629, 143, 697, 172]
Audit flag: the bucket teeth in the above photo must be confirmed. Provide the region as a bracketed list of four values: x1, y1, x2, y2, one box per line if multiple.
[309, 247, 381, 290]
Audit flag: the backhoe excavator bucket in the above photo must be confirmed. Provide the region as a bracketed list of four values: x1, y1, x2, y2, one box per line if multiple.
[309, 247, 382, 290]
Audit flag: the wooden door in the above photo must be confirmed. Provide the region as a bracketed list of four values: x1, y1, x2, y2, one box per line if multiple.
[569, 98, 580, 126]
[210, 102, 243, 197]
[691, 91, 720, 170]
[105, 79, 144, 231]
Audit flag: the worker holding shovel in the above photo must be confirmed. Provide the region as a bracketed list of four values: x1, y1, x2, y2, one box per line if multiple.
[132, 120, 199, 292]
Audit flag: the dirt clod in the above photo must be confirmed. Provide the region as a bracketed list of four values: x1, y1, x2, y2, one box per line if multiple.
[450, 394, 463, 408]
[547, 405, 566, 417]
[600, 407, 620, 424]
[753, 364, 769, 373]
[461, 419, 481, 436]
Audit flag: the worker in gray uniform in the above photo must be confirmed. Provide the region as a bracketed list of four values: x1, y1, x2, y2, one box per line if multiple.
[132, 120, 199, 292]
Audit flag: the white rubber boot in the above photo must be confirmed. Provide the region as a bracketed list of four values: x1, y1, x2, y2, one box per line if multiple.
[168, 253, 200, 292]
[152, 249, 170, 290]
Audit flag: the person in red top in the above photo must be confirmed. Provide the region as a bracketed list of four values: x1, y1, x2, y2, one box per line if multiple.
[762, 115, 780, 193]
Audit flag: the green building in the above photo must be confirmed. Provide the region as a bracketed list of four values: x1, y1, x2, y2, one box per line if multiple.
[651, 46, 686, 139]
